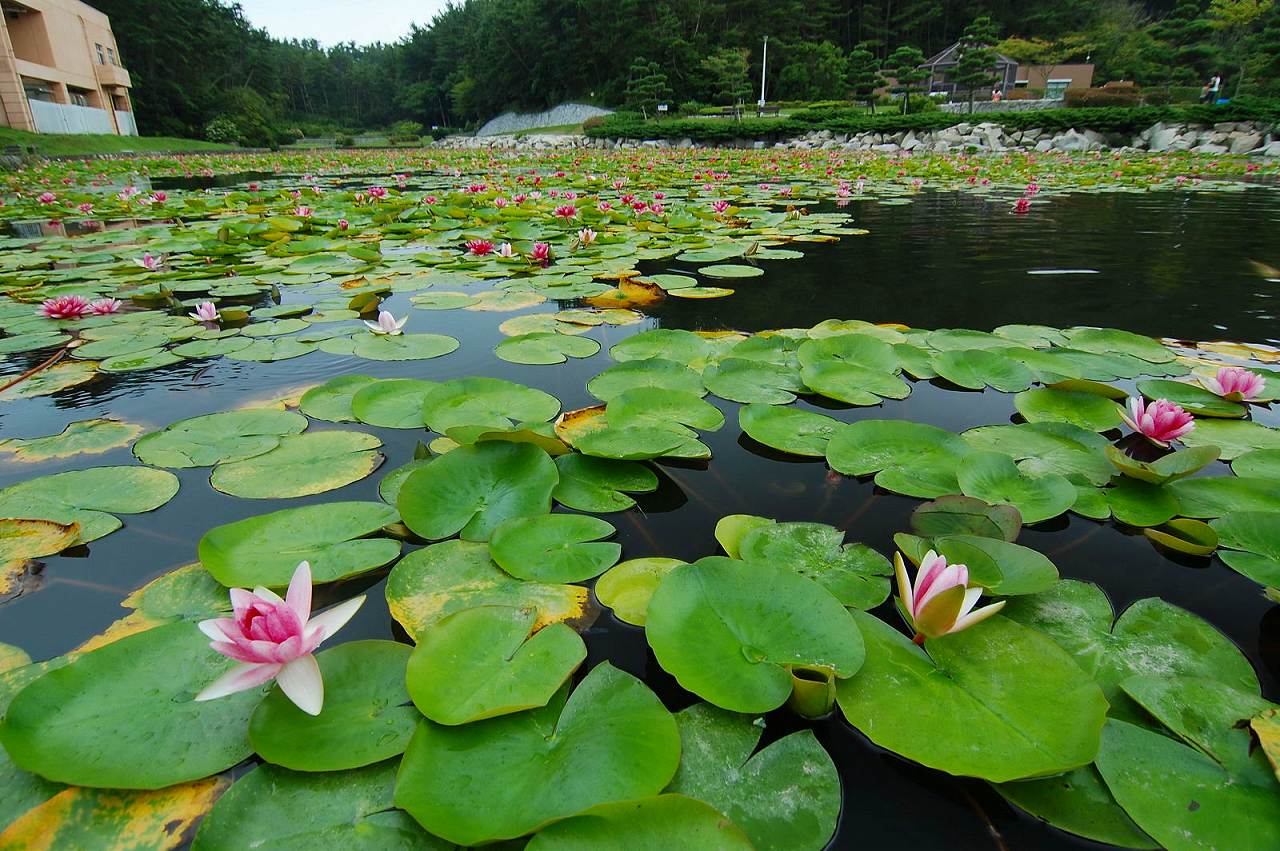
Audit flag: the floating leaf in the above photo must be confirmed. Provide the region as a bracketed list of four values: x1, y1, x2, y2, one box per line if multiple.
[836, 613, 1107, 782]
[249, 640, 417, 772]
[490, 514, 620, 582]
[894, 533, 1058, 596]
[1104, 444, 1220, 485]
[1171, 476, 1280, 518]
[1211, 511, 1280, 585]
[587, 358, 706, 402]
[932, 349, 1033, 392]
[210, 431, 382, 499]
[1233, 449, 1280, 479]
[609, 329, 711, 364]
[0, 419, 142, 462]
[133, 410, 307, 468]
[0, 518, 80, 564]
[996, 766, 1157, 849]
[1143, 518, 1218, 557]
[1015, 388, 1123, 432]
[704, 359, 803, 404]
[826, 420, 969, 476]
[526, 795, 753, 850]
[667, 703, 839, 851]
[1063, 328, 1174, 364]
[0, 360, 96, 401]
[386, 540, 592, 640]
[963, 421, 1114, 486]
[699, 263, 763, 278]
[909, 495, 1021, 541]
[552, 454, 657, 512]
[1104, 477, 1182, 527]
[0, 622, 262, 789]
[395, 663, 679, 846]
[350, 332, 459, 361]
[422, 377, 561, 434]
[199, 501, 400, 587]
[739, 404, 840, 457]
[646, 557, 864, 712]
[0, 466, 179, 543]
[406, 605, 586, 725]
[350, 379, 436, 428]
[738, 521, 892, 609]
[957, 451, 1076, 524]
[1137, 378, 1246, 418]
[595, 558, 686, 626]
[496, 332, 600, 365]
[1179, 419, 1280, 460]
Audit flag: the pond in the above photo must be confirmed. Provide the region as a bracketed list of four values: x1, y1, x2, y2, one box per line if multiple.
[1, 153, 1279, 849]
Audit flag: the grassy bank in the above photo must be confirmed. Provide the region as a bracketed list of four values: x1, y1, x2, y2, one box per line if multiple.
[586, 100, 1280, 142]
[0, 127, 238, 156]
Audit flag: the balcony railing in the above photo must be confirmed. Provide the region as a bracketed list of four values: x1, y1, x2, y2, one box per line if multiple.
[93, 63, 131, 88]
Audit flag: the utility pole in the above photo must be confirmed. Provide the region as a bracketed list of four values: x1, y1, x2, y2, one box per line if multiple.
[758, 36, 769, 111]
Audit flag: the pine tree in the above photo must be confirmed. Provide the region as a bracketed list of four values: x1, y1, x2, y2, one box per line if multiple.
[624, 58, 673, 120]
[953, 16, 1002, 114]
[886, 45, 929, 114]
[847, 42, 886, 113]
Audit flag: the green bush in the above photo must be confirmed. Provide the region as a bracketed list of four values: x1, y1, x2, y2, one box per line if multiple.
[276, 127, 304, 145]
[203, 116, 240, 145]
[1064, 88, 1143, 109]
[388, 120, 424, 143]
[335, 134, 355, 148]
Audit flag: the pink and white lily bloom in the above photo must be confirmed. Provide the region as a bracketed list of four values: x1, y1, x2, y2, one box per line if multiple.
[39, 294, 91, 320]
[134, 253, 161, 271]
[576, 228, 596, 245]
[712, 200, 730, 214]
[1198, 366, 1266, 401]
[364, 309, 407, 335]
[1121, 397, 1195, 447]
[466, 239, 495, 256]
[553, 204, 578, 219]
[530, 242, 552, 262]
[498, 242, 515, 257]
[37, 191, 57, 204]
[894, 551, 1004, 642]
[195, 561, 364, 715]
[190, 301, 220, 322]
[89, 298, 122, 315]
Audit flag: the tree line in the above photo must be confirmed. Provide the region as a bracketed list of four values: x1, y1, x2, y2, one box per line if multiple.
[88, 0, 1280, 142]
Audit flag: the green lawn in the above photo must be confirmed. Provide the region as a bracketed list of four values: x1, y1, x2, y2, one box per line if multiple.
[0, 127, 237, 156]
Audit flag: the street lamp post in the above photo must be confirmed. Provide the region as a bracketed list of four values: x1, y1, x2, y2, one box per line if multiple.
[758, 35, 768, 112]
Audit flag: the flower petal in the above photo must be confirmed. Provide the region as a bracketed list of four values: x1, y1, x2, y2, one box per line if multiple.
[952, 600, 1007, 632]
[194, 661, 281, 702]
[276, 654, 324, 715]
[285, 561, 312, 622]
[304, 595, 365, 646]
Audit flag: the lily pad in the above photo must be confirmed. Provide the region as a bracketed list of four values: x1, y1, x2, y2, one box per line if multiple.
[397, 441, 557, 541]
[997, 766, 1157, 849]
[836, 612, 1107, 782]
[350, 332, 459, 361]
[394, 663, 679, 846]
[587, 358, 706, 402]
[0, 622, 262, 789]
[957, 451, 1076, 524]
[1137, 378, 1246, 418]
[0, 419, 142, 461]
[909, 495, 1022, 541]
[826, 420, 969, 476]
[739, 404, 840, 457]
[704, 359, 804, 404]
[738, 521, 892, 609]
[497, 332, 600, 365]
[406, 605, 586, 725]
[1104, 444, 1220, 485]
[1211, 511, 1280, 585]
[1143, 518, 1219, 557]
[552, 454, 657, 512]
[0, 466, 179, 543]
[1015, 388, 1123, 432]
[490, 514, 620, 582]
[385, 540, 592, 640]
[525, 795, 753, 850]
[210, 431, 383, 499]
[667, 702, 840, 851]
[646, 557, 864, 713]
[299, 375, 379, 422]
[932, 349, 1034, 392]
[421, 377, 561, 434]
[350, 379, 436, 428]
[1170, 476, 1280, 517]
[1179, 419, 1280, 460]
[198, 501, 400, 587]
[133, 410, 308, 468]
[595, 558, 687, 626]
[699, 263, 763, 278]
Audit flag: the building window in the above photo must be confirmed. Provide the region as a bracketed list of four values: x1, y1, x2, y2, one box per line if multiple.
[107, 47, 116, 66]
[23, 80, 56, 103]
[96, 43, 105, 64]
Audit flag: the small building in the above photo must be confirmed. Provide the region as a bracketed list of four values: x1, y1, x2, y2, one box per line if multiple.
[1014, 64, 1095, 99]
[0, 0, 137, 135]
[919, 42, 1019, 99]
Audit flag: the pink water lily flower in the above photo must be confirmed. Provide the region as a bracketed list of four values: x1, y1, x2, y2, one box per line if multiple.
[498, 242, 515, 257]
[89, 298, 122, 315]
[894, 550, 1004, 642]
[37, 191, 57, 204]
[712, 200, 730, 213]
[1122, 397, 1195, 447]
[466, 239, 495, 256]
[77, 202, 94, 215]
[134, 253, 161, 271]
[1198, 366, 1266, 401]
[553, 204, 578, 219]
[39, 294, 91, 319]
[195, 561, 364, 715]
[1013, 198, 1032, 214]
[367, 186, 387, 199]
[190, 301, 220, 322]
[530, 242, 551, 262]
[364, 309, 407, 335]
[576, 228, 596, 245]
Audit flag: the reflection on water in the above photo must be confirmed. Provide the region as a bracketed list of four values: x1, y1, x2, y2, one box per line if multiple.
[2, 188, 1279, 849]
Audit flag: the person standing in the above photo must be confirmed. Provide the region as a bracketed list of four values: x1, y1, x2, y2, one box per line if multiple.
[1204, 72, 1222, 103]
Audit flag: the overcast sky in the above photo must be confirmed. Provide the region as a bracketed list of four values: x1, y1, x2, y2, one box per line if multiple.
[235, 0, 449, 46]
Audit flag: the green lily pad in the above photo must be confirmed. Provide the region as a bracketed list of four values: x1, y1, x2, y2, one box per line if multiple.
[406, 605, 586, 725]
[1179, 419, 1280, 460]
[836, 613, 1107, 782]
[1170, 476, 1280, 517]
[609, 330, 711, 365]
[385, 540, 592, 641]
[1232, 449, 1280, 479]
[198, 501, 400, 587]
[1015, 388, 1123, 432]
[0, 622, 261, 789]
[1104, 444, 1220, 485]
[932, 349, 1034, 392]
[249, 640, 417, 771]
[826, 419, 969, 476]
[97, 347, 184, 373]
[909, 495, 1022, 541]
[133, 409, 307, 468]
[1143, 518, 1219, 556]
[226, 337, 318, 362]
[350, 379, 436, 428]
[350, 332, 459, 361]
[957, 451, 1076, 524]
[646, 557, 864, 713]
[1062, 327, 1174, 364]
[193, 762, 443, 850]
[595, 558, 687, 626]
[703, 359, 803, 405]
[394, 663, 679, 846]
[738, 521, 892, 609]
[0, 419, 142, 461]
[801, 361, 910, 404]
[606, 387, 723, 433]
[0, 466, 179, 543]
[490, 514, 620, 582]
[1211, 511, 1280, 585]
[422, 377, 561, 433]
[963, 422, 1114, 486]
[497, 332, 600, 365]
[525, 795, 753, 850]
[552, 454, 657, 512]
[699, 263, 763, 278]
[397, 441, 557, 541]
[996, 766, 1157, 849]
[667, 702, 839, 851]
[1137, 379, 1246, 418]
[894, 533, 1058, 595]
[587, 358, 706, 402]
[739, 404, 840, 457]
[410, 290, 479, 310]
[210, 431, 383, 499]
[1104, 477, 1182, 527]
[0, 361, 97, 401]
[299, 375, 378, 423]
[1001, 579, 1258, 722]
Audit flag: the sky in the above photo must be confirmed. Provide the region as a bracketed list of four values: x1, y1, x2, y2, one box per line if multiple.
[234, 0, 449, 46]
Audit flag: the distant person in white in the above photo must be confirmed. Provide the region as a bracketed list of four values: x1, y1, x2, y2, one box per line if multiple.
[1203, 73, 1222, 103]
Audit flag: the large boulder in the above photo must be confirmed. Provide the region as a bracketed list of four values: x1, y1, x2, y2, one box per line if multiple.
[1229, 132, 1263, 154]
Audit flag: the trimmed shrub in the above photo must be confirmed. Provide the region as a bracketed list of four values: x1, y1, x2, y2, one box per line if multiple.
[204, 116, 240, 145]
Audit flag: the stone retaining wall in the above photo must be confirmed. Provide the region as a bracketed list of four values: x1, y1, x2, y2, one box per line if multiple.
[475, 104, 612, 137]
[940, 99, 1063, 114]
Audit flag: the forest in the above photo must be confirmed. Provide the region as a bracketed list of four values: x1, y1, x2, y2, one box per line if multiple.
[87, 0, 1280, 142]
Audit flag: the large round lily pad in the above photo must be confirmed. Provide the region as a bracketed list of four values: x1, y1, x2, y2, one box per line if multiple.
[134, 410, 308, 468]
[490, 514, 620, 582]
[0, 622, 261, 789]
[739, 404, 840, 457]
[826, 419, 969, 476]
[0, 466, 179, 544]
[249, 640, 417, 772]
[646, 557, 864, 713]
[350, 379, 436, 428]
[397, 441, 558, 541]
[595, 558, 687, 626]
[525, 795, 753, 850]
[1014, 388, 1123, 432]
[738, 521, 892, 609]
[836, 612, 1108, 782]
[406, 605, 586, 725]
[552, 454, 657, 512]
[210, 431, 383, 499]
[394, 663, 679, 846]
[299, 375, 378, 423]
[421, 377, 561, 433]
[957, 451, 1076, 524]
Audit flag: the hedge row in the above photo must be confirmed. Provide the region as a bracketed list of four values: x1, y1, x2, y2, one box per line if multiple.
[585, 98, 1280, 143]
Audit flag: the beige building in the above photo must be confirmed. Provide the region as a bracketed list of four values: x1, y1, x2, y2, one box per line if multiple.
[0, 0, 136, 136]
[1014, 64, 1096, 98]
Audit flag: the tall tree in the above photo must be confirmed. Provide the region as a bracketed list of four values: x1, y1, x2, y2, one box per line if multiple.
[886, 45, 929, 114]
[847, 42, 886, 112]
[624, 58, 673, 118]
[953, 15, 1002, 113]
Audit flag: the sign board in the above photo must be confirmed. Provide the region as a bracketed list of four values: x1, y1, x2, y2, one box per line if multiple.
[657, 103, 669, 113]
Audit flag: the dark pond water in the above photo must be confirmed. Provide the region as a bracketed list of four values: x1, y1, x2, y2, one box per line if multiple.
[3, 187, 1279, 849]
